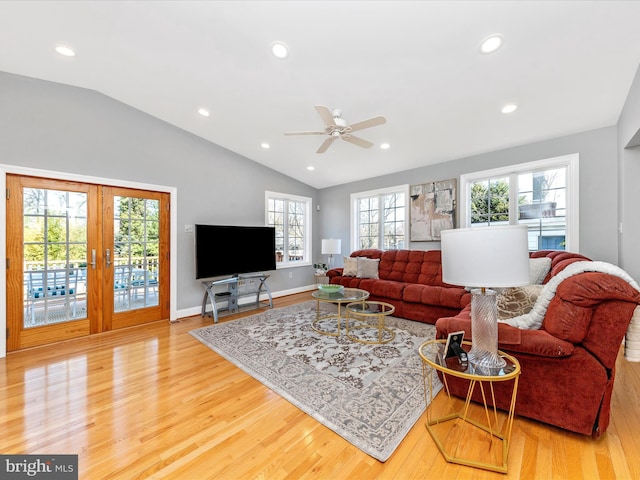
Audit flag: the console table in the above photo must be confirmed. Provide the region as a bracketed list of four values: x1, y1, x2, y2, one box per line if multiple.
[201, 273, 273, 323]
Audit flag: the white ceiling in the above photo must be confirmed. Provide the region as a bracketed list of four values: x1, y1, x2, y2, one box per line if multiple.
[2, 1, 640, 189]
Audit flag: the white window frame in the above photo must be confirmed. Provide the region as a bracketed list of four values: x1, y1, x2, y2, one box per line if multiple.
[350, 184, 409, 252]
[265, 191, 312, 268]
[459, 153, 579, 251]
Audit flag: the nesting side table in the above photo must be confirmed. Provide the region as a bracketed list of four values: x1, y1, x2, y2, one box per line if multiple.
[345, 301, 396, 344]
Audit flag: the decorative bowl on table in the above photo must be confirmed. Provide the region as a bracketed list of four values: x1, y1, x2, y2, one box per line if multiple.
[317, 284, 344, 293]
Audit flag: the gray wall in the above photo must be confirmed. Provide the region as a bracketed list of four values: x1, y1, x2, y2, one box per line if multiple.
[618, 64, 640, 281]
[319, 126, 620, 268]
[0, 72, 319, 312]
[2, 65, 636, 320]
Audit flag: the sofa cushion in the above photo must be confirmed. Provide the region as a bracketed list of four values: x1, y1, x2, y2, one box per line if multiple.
[497, 285, 544, 319]
[378, 249, 450, 286]
[367, 279, 406, 301]
[530, 250, 591, 283]
[356, 257, 380, 279]
[529, 258, 552, 284]
[331, 276, 365, 289]
[343, 257, 358, 276]
[403, 284, 468, 309]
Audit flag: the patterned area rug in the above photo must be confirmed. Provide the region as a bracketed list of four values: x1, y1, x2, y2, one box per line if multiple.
[189, 300, 442, 462]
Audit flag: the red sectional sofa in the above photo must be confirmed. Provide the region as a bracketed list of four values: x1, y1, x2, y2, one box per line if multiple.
[326, 249, 471, 324]
[436, 250, 640, 438]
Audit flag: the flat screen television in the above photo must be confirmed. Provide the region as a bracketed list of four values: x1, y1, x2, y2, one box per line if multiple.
[195, 224, 276, 279]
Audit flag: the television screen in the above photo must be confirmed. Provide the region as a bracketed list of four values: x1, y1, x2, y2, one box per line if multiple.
[195, 224, 276, 279]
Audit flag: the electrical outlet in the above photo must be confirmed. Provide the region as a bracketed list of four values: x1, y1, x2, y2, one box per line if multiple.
[184, 225, 194, 233]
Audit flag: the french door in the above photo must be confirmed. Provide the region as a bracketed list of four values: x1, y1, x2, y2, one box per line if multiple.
[5, 175, 170, 351]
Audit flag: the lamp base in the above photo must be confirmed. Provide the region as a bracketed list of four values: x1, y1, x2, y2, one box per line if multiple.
[468, 288, 507, 371]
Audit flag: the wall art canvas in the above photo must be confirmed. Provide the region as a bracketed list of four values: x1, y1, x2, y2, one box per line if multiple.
[410, 179, 456, 241]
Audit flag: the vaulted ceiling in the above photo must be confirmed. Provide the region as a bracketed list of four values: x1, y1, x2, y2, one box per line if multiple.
[2, 1, 640, 188]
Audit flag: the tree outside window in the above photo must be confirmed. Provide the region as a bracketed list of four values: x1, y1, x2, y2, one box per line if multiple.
[462, 155, 576, 251]
[352, 186, 407, 251]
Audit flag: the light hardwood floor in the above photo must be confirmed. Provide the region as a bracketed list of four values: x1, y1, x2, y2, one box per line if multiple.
[1, 292, 639, 479]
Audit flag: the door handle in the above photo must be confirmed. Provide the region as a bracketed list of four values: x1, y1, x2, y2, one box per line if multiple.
[90, 249, 97, 269]
[106, 249, 111, 268]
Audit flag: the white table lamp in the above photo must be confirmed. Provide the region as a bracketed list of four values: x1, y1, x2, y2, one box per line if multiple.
[321, 238, 342, 270]
[441, 225, 530, 370]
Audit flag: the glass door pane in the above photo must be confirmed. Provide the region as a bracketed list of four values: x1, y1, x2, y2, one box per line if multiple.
[23, 188, 88, 327]
[113, 196, 160, 312]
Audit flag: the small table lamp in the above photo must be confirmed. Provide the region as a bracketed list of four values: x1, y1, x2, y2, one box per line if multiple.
[441, 225, 530, 370]
[321, 238, 342, 270]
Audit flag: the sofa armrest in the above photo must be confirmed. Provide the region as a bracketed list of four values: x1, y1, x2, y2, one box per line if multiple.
[436, 314, 575, 358]
[326, 268, 343, 280]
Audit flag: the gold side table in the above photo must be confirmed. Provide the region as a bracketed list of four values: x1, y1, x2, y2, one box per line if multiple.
[419, 339, 520, 474]
[345, 301, 396, 344]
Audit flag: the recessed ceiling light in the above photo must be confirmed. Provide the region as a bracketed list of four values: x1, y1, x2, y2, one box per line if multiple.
[501, 103, 518, 114]
[307, 166, 315, 171]
[380, 143, 391, 150]
[480, 34, 503, 54]
[55, 45, 76, 57]
[197, 108, 210, 117]
[261, 143, 270, 149]
[271, 42, 289, 59]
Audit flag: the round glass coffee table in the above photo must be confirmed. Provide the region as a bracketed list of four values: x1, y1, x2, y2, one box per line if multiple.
[345, 301, 396, 344]
[311, 287, 369, 337]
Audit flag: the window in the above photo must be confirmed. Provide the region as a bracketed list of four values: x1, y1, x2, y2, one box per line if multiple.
[351, 185, 408, 251]
[265, 191, 312, 267]
[460, 154, 579, 251]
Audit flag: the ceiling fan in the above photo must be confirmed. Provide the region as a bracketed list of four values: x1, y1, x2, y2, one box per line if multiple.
[284, 106, 386, 153]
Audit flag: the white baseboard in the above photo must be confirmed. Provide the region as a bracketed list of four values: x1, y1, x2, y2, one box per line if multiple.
[175, 284, 317, 320]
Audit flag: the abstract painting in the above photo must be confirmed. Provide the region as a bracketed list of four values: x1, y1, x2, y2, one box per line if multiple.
[410, 179, 456, 241]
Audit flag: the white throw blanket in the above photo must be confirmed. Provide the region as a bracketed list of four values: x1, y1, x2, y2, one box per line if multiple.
[498, 261, 640, 361]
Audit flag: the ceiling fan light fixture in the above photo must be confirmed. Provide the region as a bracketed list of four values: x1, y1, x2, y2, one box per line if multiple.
[307, 166, 315, 171]
[480, 34, 503, 54]
[197, 108, 210, 117]
[284, 105, 386, 154]
[380, 143, 390, 150]
[271, 42, 289, 59]
[334, 117, 347, 128]
[261, 143, 270, 149]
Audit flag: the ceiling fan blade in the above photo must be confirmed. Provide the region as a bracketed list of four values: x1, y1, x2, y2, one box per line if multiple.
[315, 105, 336, 127]
[343, 135, 374, 149]
[284, 131, 326, 136]
[317, 136, 337, 153]
[349, 116, 386, 132]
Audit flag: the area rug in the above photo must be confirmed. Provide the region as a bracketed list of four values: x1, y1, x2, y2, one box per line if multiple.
[189, 301, 442, 462]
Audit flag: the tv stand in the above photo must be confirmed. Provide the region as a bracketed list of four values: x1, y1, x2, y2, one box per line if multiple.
[201, 273, 273, 323]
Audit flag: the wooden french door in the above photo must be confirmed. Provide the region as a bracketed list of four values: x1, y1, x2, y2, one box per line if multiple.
[5, 175, 170, 351]
[102, 186, 169, 331]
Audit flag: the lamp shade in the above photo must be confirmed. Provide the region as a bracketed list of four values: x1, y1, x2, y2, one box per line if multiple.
[321, 238, 342, 255]
[441, 225, 530, 288]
